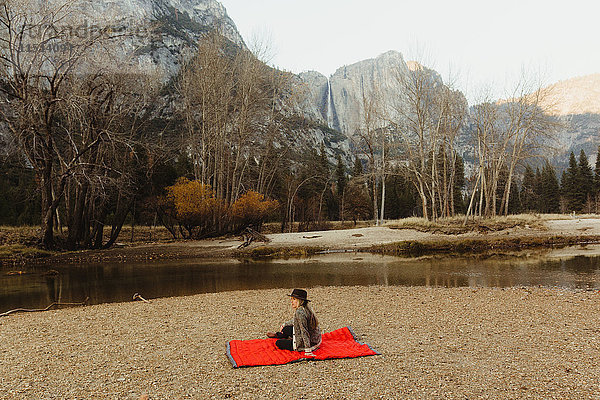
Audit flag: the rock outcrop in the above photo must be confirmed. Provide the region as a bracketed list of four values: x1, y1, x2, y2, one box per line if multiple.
[133, 0, 244, 74]
[298, 50, 410, 138]
[542, 74, 600, 117]
[539, 75, 600, 167]
[44, 0, 244, 76]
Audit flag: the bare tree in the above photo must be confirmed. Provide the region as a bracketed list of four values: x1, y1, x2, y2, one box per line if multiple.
[177, 29, 293, 233]
[354, 78, 385, 225]
[0, 0, 107, 247]
[498, 80, 559, 216]
[0, 0, 160, 248]
[60, 70, 161, 249]
[389, 61, 466, 220]
[466, 76, 559, 220]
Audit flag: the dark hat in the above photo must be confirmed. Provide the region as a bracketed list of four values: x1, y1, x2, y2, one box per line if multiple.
[287, 288, 310, 302]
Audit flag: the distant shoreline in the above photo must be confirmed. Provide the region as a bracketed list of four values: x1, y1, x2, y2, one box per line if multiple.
[4, 216, 600, 266]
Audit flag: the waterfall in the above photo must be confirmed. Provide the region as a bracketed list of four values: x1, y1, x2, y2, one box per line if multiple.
[326, 78, 334, 129]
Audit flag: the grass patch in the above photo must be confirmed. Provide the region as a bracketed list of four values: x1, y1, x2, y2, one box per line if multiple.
[0, 225, 177, 265]
[368, 235, 600, 257]
[0, 226, 41, 246]
[0, 244, 54, 261]
[0, 225, 176, 248]
[384, 214, 548, 235]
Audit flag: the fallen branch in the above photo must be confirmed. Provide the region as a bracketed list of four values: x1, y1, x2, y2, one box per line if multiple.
[133, 293, 150, 303]
[0, 297, 89, 318]
[238, 227, 270, 249]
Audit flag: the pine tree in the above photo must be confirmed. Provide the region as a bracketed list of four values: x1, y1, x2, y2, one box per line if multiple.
[318, 143, 330, 178]
[496, 165, 509, 213]
[384, 169, 417, 219]
[534, 167, 542, 212]
[453, 156, 466, 215]
[560, 170, 568, 212]
[594, 145, 600, 211]
[539, 162, 560, 213]
[317, 144, 335, 221]
[334, 154, 347, 220]
[579, 150, 594, 212]
[520, 164, 538, 212]
[352, 157, 363, 177]
[335, 154, 347, 196]
[562, 152, 582, 212]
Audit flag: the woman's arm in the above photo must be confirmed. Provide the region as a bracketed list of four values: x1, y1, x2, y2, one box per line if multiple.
[294, 308, 312, 351]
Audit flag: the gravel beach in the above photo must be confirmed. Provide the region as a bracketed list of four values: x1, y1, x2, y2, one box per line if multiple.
[2, 286, 600, 399]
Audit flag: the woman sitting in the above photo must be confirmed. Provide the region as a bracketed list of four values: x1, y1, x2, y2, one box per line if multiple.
[267, 289, 321, 354]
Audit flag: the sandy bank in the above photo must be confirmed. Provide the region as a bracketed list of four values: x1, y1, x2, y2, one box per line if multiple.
[2, 286, 600, 399]
[262, 217, 600, 250]
[6, 217, 600, 266]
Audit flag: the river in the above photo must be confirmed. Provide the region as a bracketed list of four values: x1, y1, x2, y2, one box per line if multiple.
[2, 246, 600, 313]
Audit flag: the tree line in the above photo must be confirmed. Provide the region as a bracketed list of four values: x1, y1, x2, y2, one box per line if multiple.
[0, 0, 586, 249]
[350, 62, 561, 225]
[0, 1, 347, 246]
[559, 148, 600, 213]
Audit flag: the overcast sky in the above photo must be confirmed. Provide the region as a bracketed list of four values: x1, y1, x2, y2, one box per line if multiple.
[220, 0, 598, 103]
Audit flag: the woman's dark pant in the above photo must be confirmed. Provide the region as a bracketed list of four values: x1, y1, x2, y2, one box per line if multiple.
[275, 325, 293, 351]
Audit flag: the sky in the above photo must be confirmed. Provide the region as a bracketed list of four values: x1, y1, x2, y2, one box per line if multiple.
[219, 0, 599, 103]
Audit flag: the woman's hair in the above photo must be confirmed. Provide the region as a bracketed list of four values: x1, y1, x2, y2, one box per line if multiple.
[300, 300, 318, 330]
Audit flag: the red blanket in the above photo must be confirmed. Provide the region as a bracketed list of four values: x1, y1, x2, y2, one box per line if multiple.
[226, 326, 379, 368]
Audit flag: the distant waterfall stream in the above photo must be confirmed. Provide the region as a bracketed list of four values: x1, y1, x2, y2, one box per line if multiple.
[326, 78, 335, 129]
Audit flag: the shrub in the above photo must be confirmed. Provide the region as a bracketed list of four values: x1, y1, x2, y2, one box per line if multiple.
[229, 190, 279, 232]
[165, 178, 222, 238]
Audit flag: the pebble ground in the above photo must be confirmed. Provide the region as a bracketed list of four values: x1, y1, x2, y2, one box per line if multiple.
[1, 286, 600, 399]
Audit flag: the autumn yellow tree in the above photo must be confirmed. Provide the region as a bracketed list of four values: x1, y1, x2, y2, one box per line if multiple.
[165, 178, 222, 238]
[163, 182, 278, 237]
[177, 29, 292, 230]
[229, 190, 279, 232]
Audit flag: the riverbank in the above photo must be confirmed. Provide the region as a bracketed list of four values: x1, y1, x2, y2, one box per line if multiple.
[1, 286, 599, 399]
[4, 215, 600, 266]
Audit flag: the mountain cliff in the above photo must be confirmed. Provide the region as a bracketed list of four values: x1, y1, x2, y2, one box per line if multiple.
[10, 0, 600, 172]
[133, 0, 244, 74]
[542, 74, 600, 116]
[65, 0, 244, 75]
[298, 50, 410, 137]
[540, 75, 600, 168]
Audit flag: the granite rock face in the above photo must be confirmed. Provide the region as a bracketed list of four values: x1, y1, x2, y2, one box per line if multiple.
[329, 50, 409, 135]
[13, 0, 600, 171]
[539, 75, 600, 168]
[43, 0, 245, 76]
[551, 113, 600, 169]
[298, 50, 410, 138]
[296, 71, 330, 124]
[133, 0, 244, 74]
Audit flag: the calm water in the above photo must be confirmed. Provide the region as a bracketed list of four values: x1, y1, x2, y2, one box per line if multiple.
[3, 249, 600, 313]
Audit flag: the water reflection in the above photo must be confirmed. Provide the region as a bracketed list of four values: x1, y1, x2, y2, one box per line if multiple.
[2, 251, 600, 313]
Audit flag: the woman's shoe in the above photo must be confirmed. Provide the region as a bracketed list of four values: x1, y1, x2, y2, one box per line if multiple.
[267, 332, 277, 338]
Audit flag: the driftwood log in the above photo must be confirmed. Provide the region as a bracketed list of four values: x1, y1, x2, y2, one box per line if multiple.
[238, 227, 270, 249]
[0, 297, 89, 318]
[133, 293, 151, 303]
